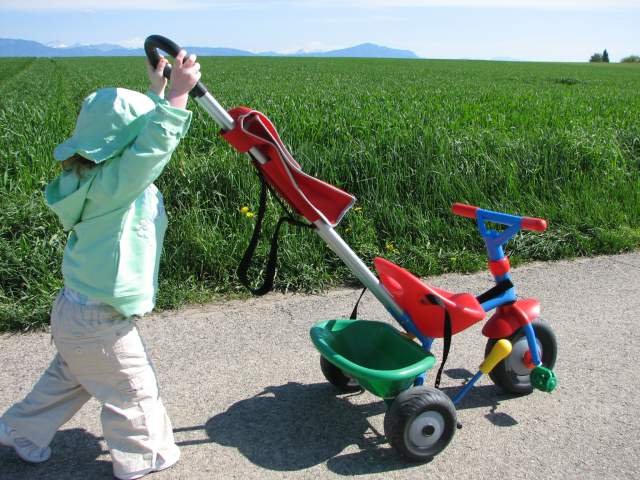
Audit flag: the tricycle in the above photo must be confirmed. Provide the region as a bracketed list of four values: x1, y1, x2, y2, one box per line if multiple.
[311, 204, 558, 459]
[144, 35, 558, 462]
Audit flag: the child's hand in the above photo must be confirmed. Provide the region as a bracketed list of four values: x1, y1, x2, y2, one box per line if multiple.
[147, 56, 168, 97]
[167, 50, 201, 110]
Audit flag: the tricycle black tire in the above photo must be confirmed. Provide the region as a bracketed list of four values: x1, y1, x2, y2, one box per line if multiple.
[485, 319, 557, 395]
[384, 386, 456, 461]
[319, 356, 361, 392]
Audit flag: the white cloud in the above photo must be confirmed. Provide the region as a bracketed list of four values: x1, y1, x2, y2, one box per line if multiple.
[323, 0, 640, 6]
[115, 37, 144, 48]
[323, 15, 408, 24]
[0, 0, 211, 10]
[2, 0, 639, 10]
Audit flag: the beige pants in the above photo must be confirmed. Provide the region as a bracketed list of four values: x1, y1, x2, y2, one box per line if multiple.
[2, 290, 179, 478]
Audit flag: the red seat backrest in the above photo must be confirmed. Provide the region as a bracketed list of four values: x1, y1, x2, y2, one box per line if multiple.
[375, 257, 486, 338]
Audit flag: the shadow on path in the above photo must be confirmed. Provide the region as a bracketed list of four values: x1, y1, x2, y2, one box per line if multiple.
[1, 375, 521, 479]
[0, 428, 111, 480]
[203, 379, 521, 474]
[442, 368, 520, 427]
[205, 381, 423, 475]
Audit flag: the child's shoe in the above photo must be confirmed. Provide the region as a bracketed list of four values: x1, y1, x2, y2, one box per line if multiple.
[0, 418, 51, 463]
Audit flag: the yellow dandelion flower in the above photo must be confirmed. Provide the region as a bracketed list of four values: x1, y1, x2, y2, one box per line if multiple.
[245, 212, 255, 218]
[240, 206, 250, 213]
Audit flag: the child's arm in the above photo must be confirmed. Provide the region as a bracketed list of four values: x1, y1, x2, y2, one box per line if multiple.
[166, 50, 201, 109]
[87, 52, 200, 211]
[146, 49, 200, 105]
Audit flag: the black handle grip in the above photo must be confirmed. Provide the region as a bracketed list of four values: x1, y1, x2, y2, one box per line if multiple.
[144, 34, 208, 98]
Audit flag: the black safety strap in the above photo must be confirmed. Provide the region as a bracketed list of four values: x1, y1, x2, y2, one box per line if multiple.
[349, 287, 368, 319]
[424, 294, 452, 390]
[237, 173, 313, 296]
[475, 278, 514, 305]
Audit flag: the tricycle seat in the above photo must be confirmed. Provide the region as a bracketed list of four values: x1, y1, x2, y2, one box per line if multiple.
[375, 257, 486, 338]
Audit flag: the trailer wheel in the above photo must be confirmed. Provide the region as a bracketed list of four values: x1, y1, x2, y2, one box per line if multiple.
[320, 356, 361, 392]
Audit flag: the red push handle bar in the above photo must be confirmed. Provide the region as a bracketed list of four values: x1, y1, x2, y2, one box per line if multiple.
[451, 203, 547, 232]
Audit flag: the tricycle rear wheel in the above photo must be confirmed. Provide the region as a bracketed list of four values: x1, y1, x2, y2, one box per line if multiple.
[319, 356, 361, 392]
[384, 386, 456, 461]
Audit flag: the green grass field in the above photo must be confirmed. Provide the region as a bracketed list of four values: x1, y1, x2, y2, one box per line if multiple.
[1, 57, 639, 331]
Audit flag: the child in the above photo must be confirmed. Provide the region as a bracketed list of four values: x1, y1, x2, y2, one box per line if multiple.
[0, 50, 200, 480]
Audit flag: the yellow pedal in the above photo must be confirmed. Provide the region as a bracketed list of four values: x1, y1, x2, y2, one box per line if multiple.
[480, 339, 513, 374]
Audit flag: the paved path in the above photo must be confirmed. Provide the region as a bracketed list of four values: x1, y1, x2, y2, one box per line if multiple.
[1, 253, 639, 480]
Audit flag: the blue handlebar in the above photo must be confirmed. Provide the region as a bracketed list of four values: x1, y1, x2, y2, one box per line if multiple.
[475, 209, 523, 261]
[452, 202, 547, 265]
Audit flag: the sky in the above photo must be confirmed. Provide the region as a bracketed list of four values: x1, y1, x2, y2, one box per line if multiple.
[0, 0, 638, 61]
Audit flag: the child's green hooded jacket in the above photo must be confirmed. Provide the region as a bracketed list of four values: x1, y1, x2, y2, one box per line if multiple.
[44, 88, 192, 317]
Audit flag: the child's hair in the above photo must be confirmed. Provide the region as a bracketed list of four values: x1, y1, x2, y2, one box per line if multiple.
[61, 154, 96, 177]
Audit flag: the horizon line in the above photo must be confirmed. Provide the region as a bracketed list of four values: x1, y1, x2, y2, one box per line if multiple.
[1, 37, 633, 63]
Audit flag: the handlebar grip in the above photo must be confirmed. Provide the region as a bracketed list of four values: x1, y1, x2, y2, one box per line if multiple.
[451, 203, 479, 219]
[144, 35, 208, 98]
[521, 217, 547, 232]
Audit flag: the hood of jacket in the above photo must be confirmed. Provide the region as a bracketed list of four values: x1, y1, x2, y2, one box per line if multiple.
[53, 88, 156, 163]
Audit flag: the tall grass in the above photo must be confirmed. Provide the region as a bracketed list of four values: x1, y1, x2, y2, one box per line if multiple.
[1, 57, 639, 331]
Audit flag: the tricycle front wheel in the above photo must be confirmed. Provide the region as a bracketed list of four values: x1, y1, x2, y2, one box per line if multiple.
[384, 386, 457, 461]
[485, 319, 557, 395]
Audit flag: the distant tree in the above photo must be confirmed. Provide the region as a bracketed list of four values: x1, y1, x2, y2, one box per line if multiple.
[590, 52, 603, 62]
[602, 49, 610, 63]
[621, 55, 640, 63]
